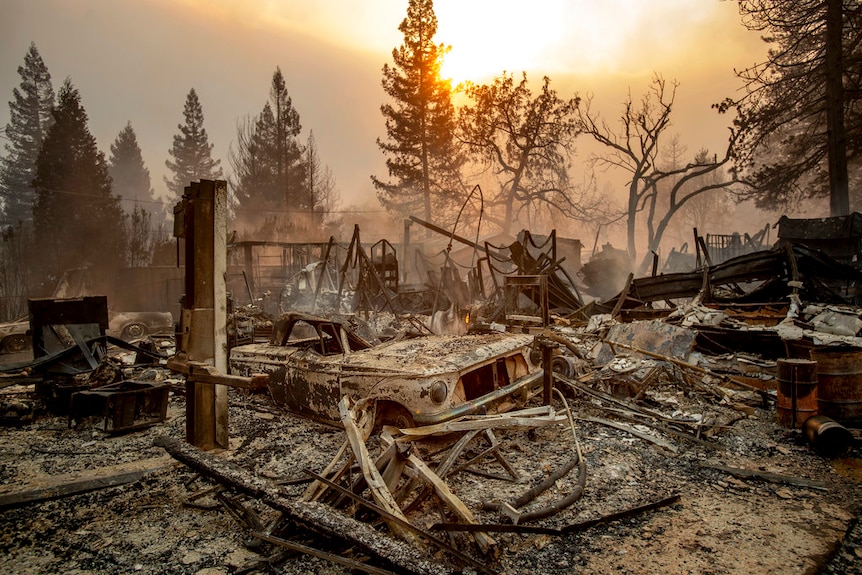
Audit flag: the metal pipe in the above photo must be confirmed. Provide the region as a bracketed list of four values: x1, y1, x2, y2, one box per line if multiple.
[803, 414, 853, 458]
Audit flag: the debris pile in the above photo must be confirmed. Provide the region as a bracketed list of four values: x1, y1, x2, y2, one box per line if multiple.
[1, 214, 862, 574]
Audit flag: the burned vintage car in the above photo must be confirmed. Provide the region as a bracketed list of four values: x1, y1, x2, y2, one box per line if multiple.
[0, 310, 174, 354]
[0, 316, 30, 353]
[229, 312, 542, 427]
[106, 311, 174, 340]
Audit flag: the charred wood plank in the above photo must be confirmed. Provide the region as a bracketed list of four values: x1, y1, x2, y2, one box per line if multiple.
[399, 405, 565, 439]
[699, 462, 829, 491]
[560, 493, 681, 532]
[0, 455, 175, 509]
[432, 493, 681, 535]
[302, 439, 350, 502]
[153, 435, 449, 575]
[406, 451, 497, 553]
[578, 416, 679, 453]
[339, 397, 415, 542]
[253, 531, 401, 575]
[304, 468, 494, 575]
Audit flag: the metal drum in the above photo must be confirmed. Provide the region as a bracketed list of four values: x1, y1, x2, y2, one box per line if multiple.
[776, 358, 818, 429]
[809, 345, 862, 426]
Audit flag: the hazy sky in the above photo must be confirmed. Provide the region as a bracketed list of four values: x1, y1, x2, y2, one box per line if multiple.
[0, 0, 764, 220]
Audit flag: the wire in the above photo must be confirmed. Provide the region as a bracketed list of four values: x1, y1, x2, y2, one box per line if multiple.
[0, 181, 387, 214]
[430, 184, 484, 316]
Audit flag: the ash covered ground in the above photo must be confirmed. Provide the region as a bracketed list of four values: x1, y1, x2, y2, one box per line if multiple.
[1, 365, 861, 575]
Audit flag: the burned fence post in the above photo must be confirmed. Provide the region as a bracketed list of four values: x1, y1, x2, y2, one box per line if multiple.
[536, 334, 557, 406]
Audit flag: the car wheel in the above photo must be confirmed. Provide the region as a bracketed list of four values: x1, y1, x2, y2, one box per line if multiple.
[3, 334, 28, 353]
[377, 403, 415, 430]
[121, 322, 148, 340]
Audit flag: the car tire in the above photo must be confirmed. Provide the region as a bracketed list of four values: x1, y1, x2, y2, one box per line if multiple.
[3, 334, 28, 353]
[121, 322, 148, 340]
[377, 402, 415, 430]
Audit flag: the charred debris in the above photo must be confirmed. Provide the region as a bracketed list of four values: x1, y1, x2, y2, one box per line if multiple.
[2, 195, 862, 574]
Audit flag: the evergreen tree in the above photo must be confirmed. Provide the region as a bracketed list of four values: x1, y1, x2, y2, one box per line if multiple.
[372, 0, 464, 223]
[32, 79, 126, 285]
[229, 114, 267, 212]
[165, 88, 222, 201]
[0, 42, 55, 229]
[230, 68, 306, 234]
[720, 0, 862, 214]
[109, 122, 162, 223]
[269, 68, 305, 209]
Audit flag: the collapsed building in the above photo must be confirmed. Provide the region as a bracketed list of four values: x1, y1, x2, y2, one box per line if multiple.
[1, 181, 861, 575]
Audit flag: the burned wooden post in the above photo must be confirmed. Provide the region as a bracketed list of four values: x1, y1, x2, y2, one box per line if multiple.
[540, 337, 553, 406]
[170, 179, 229, 450]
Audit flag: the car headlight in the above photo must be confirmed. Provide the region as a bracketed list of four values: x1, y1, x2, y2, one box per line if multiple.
[430, 380, 448, 404]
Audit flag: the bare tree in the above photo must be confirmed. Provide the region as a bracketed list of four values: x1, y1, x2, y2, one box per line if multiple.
[578, 75, 738, 271]
[124, 204, 168, 268]
[673, 148, 735, 239]
[304, 131, 341, 237]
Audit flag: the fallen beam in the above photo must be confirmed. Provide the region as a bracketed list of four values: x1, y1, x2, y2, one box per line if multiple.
[253, 531, 401, 575]
[153, 435, 450, 575]
[432, 493, 681, 535]
[578, 416, 679, 453]
[700, 462, 829, 491]
[303, 468, 493, 575]
[0, 455, 175, 509]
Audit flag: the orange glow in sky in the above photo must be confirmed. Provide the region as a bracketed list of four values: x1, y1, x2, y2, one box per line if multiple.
[432, 0, 740, 83]
[177, 0, 753, 84]
[0, 0, 764, 211]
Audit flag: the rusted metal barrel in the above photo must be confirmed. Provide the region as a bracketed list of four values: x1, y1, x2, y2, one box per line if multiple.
[802, 414, 853, 458]
[776, 358, 818, 429]
[809, 345, 862, 426]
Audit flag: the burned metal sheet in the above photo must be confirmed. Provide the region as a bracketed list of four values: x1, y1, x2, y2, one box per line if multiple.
[596, 320, 696, 364]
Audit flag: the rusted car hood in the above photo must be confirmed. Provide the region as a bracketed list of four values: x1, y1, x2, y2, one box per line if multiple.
[339, 332, 535, 376]
[230, 332, 534, 376]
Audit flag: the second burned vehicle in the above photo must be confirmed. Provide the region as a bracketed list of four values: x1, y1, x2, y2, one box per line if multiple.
[229, 312, 543, 427]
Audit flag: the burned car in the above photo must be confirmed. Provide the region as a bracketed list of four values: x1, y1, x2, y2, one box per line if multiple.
[229, 312, 542, 427]
[0, 316, 30, 353]
[0, 310, 174, 353]
[106, 311, 174, 340]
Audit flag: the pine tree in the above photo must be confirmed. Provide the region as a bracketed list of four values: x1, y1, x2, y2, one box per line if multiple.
[372, 0, 464, 223]
[109, 122, 162, 222]
[0, 42, 55, 229]
[270, 68, 305, 210]
[721, 0, 862, 213]
[110, 122, 168, 264]
[230, 68, 307, 233]
[32, 79, 126, 285]
[165, 88, 222, 201]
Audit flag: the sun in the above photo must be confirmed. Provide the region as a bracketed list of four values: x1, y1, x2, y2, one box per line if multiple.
[432, 0, 722, 84]
[434, 0, 570, 84]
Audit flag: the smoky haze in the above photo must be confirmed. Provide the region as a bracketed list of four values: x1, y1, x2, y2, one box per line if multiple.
[0, 0, 785, 256]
